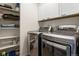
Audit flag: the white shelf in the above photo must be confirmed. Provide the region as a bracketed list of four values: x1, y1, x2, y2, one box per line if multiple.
[0, 27, 19, 30]
[0, 44, 18, 50]
[0, 36, 19, 40]
[0, 5, 20, 52]
[0, 6, 19, 13]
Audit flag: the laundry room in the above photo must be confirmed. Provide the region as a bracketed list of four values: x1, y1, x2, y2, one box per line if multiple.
[0, 3, 79, 56]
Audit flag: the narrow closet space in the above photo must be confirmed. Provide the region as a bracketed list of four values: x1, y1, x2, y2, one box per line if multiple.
[0, 3, 20, 56]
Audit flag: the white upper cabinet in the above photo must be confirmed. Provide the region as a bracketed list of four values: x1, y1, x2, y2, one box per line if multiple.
[38, 3, 79, 21]
[59, 3, 79, 16]
[38, 3, 59, 20]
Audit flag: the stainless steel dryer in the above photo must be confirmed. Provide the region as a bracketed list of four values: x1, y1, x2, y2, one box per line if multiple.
[41, 30, 79, 56]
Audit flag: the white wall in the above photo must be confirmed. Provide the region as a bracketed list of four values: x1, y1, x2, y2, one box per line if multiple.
[20, 4, 39, 55]
[38, 3, 59, 20]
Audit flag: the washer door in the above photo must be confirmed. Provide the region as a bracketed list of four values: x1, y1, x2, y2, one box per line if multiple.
[42, 39, 71, 56]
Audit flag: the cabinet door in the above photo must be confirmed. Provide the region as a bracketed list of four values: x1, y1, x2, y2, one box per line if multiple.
[38, 3, 59, 20]
[60, 3, 79, 16]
